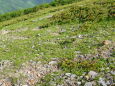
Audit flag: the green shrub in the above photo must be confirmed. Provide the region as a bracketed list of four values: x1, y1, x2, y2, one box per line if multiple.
[50, 0, 114, 24]
[59, 58, 107, 75]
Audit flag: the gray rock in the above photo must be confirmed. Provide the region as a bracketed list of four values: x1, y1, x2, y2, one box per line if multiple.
[0, 82, 3, 86]
[22, 85, 28, 86]
[80, 76, 83, 79]
[81, 80, 85, 83]
[106, 81, 111, 85]
[49, 81, 56, 86]
[65, 73, 72, 77]
[88, 71, 98, 79]
[70, 74, 77, 79]
[57, 85, 63, 86]
[98, 78, 107, 86]
[84, 82, 93, 86]
[49, 61, 58, 65]
[110, 71, 115, 75]
[77, 82, 81, 85]
[77, 35, 83, 39]
[75, 51, 81, 54]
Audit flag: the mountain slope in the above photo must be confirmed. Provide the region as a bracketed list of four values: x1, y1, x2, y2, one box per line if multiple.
[0, 0, 114, 85]
[0, 0, 52, 14]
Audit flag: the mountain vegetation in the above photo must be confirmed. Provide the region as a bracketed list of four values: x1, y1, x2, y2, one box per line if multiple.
[0, 0, 114, 86]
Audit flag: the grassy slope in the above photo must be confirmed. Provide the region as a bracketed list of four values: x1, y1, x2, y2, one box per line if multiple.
[0, 0, 114, 83]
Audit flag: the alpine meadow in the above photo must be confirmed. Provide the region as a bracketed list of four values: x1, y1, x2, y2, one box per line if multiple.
[0, 0, 114, 86]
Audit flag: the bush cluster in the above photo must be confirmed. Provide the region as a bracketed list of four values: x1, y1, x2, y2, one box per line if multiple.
[50, 0, 114, 24]
[59, 58, 107, 75]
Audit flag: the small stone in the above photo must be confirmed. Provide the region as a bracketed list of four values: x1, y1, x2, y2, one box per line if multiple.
[103, 40, 111, 45]
[106, 67, 109, 70]
[101, 68, 105, 71]
[49, 61, 58, 65]
[80, 76, 83, 79]
[85, 75, 90, 80]
[78, 76, 83, 80]
[78, 35, 83, 39]
[81, 80, 85, 83]
[51, 58, 59, 61]
[110, 71, 115, 75]
[57, 85, 63, 86]
[77, 82, 81, 85]
[65, 73, 72, 77]
[84, 82, 93, 86]
[88, 71, 98, 79]
[49, 81, 56, 86]
[70, 74, 77, 79]
[98, 77, 107, 86]
[77, 55, 85, 60]
[22, 85, 28, 86]
[75, 51, 81, 54]
[82, 72, 86, 76]
[106, 81, 111, 85]
[0, 81, 3, 85]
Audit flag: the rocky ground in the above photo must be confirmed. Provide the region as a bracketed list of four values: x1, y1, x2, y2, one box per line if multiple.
[0, 59, 114, 86]
[0, 43, 114, 86]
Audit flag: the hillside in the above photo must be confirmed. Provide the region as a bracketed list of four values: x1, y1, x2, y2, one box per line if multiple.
[0, 0, 52, 14]
[0, 0, 114, 86]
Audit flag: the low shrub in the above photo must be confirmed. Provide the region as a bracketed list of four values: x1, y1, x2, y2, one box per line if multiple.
[50, 0, 114, 24]
[59, 58, 108, 75]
